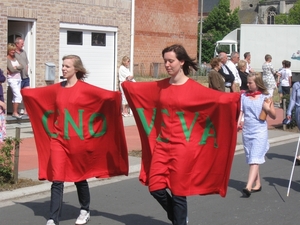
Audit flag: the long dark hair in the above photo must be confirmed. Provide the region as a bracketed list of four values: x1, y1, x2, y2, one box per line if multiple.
[162, 44, 198, 75]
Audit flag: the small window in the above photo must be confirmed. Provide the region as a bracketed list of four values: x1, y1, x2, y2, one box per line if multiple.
[67, 31, 83, 45]
[91, 33, 106, 46]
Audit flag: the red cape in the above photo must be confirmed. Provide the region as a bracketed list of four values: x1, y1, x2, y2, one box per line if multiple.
[21, 81, 128, 182]
[122, 78, 240, 197]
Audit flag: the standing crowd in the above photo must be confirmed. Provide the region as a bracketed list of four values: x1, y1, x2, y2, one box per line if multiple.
[208, 51, 296, 198]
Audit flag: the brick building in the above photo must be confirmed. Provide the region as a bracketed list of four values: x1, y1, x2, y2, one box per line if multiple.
[1, 0, 198, 99]
[134, 0, 198, 77]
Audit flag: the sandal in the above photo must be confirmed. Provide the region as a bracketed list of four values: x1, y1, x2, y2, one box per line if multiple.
[12, 114, 22, 119]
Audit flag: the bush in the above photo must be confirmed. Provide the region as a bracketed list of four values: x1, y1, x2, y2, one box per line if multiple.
[0, 137, 21, 184]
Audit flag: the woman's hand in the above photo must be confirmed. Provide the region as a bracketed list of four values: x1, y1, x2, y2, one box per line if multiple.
[237, 121, 243, 131]
[126, 75, 134, 81]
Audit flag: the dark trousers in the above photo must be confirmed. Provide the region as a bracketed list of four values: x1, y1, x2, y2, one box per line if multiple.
[281, 86, 290, 95]
[150, 189, 187, 225]
[49, 180, 90, 224]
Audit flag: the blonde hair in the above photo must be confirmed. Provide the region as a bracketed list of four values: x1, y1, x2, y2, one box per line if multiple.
[7, 43, 16, 55]
[121, 56, 130, 66]
[237, 60, 247, 70]
[247, 72, 269, 95]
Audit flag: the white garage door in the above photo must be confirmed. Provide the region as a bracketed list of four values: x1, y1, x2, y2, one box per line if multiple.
[59, 24, 117, 90]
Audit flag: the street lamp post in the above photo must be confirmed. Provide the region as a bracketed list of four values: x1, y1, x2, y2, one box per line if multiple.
[198, 0, 203, 75]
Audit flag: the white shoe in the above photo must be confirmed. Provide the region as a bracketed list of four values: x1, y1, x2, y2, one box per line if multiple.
[75, 209, 90, 224]
[46, 219, 56, 225]
[19, 109, 25, 115]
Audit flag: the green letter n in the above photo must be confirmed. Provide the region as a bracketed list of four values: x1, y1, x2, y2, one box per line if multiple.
[64, 109, 84, 140]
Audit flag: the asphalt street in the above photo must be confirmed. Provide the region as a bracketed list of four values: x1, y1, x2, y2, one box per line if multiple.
[1, 141, 300, 225]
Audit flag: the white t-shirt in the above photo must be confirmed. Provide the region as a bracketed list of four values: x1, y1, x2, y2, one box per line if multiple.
[245, 62, 252, 73]
[279, 68, 292, 87]
[119, 65, 131, 82]
[226, 60, 241, 86]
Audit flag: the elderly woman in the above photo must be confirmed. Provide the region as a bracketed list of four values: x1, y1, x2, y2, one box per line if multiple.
[7, 43, 23, 119]
[208, 57, 225, 92]
[237, 60, 249, 91]
[262, 54, 278, 96]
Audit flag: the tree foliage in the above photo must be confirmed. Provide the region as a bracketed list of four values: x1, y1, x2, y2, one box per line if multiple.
[275, 0, 300, 24]
[199, 0, 240, 63]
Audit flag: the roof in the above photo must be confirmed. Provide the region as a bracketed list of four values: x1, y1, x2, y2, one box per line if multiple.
[238, 9, 260, 24]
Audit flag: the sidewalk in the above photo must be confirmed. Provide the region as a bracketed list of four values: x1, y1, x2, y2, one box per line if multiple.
[1, 107, 299, 202]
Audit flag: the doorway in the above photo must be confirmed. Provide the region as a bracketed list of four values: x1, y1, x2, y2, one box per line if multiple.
[7, 20, 36, 114]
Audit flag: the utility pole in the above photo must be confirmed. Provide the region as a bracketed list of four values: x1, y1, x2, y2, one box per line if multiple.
[198, 0, 203, 74]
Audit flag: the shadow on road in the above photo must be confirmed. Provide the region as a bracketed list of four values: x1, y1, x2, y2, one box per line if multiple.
[17, 201, 170, 225]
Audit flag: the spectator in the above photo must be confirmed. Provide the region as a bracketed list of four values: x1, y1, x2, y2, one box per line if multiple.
[7, 43, 23, 119]
[226, 51, 241, 90]
[237, 60, 249, 91]
[278, 60, 292, 96]
[276, 60, 286, 107]
[119, 56, 134, 117]
[0, 68, 6, 142]
[286, 81, 300, 165]
[244, 52, 254, 73]
[15, 37, 30, 115]
[218, 52, 236, 92]
[208, 57, 225, 92]
[262, 54, 278, 97]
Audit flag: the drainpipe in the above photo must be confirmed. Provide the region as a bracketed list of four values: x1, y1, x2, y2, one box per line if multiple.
[130, 0, 135, 73]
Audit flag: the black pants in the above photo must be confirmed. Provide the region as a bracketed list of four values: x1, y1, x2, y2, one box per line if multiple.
[49, 180, 90, 224]
[281, 86, 290, 95]
[150, 189, 187, 225]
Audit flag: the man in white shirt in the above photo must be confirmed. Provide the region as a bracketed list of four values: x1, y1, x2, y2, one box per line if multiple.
[244, 52, 254, 73]
[226, 51, 241, 88]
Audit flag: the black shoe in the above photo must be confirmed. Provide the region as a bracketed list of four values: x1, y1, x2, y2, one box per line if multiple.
[242, 188, 251, 197]
[251, 186, 262, 193]
[296, 158, 300, 166]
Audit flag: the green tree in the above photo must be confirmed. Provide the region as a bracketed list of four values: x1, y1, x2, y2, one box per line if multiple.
[199, 0, 240, 63]
[275, 0, 300, 24]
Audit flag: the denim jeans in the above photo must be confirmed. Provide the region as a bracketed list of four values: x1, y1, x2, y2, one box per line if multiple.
[150, 189, 187, 225]
[49, 180, 90, 224]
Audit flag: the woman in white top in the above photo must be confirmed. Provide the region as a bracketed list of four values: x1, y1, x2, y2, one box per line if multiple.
[119, 56, 134, 116]
[7, 43, 23, 119]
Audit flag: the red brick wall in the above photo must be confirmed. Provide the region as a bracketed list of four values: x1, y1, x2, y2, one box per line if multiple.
[134, 0, 198, 76]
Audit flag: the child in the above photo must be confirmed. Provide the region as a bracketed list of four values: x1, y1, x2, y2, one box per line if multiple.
[276, 60, 286, 107]
[278, 60, 292, 97]
[0, 68, 6, 142]
[237, 72, 276, 197]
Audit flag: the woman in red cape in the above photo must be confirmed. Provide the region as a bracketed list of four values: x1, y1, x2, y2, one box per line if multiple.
[123, 45, 240, 225]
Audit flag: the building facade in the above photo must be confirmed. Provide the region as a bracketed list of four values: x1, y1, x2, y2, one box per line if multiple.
[1, 0, 199, 93]
[1, 0, 133, 93]
[134, 0, 198, 77]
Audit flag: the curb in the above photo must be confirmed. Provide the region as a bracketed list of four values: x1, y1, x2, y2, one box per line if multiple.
[0, 157, 141, 203]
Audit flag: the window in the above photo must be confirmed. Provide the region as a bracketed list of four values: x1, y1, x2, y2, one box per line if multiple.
[91, 33, 106, 46]
[267, 7, 276, 24]
[67, 31, 83, 45]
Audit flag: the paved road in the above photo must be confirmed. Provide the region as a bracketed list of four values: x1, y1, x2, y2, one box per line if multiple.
[1, 141, 300, 225]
